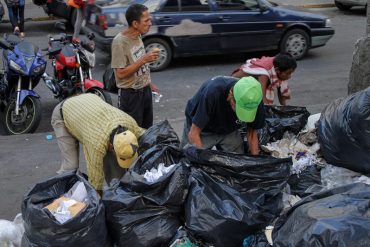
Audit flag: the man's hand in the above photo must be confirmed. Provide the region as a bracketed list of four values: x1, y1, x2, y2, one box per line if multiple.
[150, 82, 159, 93]
[188, 124, 203, 149]
[142, 49, 160, 64]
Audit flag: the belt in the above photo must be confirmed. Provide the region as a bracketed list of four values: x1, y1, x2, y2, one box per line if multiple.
[60, 100, 65, 120]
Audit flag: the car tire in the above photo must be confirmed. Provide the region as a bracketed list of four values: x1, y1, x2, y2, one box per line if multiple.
[280, 29, 309, 60]
[144, 38, 172, 72]
[334, 1, 351, 10]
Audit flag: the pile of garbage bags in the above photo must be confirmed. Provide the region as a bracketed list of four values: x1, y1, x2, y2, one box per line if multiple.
[15, 87, 370, 247]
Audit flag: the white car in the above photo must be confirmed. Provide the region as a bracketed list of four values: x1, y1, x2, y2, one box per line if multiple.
[335, 0, 367, 10]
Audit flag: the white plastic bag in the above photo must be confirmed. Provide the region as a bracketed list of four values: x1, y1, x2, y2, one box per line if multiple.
[0, 213, 24, 247]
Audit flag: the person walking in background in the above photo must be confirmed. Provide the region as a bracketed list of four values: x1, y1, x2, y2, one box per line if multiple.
[180, 76, 265, 155]
[67, 0, 85, 43]
[6, 0, 25, 37]
[111, 3, 159, 129]
[51, 93, 145, 194]
[231, 54, 297, 105]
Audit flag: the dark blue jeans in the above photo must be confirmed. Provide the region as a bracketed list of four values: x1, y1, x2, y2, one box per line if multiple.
[7, 5, 24, 32]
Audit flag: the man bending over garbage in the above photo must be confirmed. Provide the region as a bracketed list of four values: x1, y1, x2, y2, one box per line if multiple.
[180, 76, 265, 155]
[51, 93, 145, 193]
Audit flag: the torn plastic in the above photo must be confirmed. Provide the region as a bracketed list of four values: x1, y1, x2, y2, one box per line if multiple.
[103, 145, 190, 247]
[138, 120, 180, 154]
[21, 172, 109, 247]
[320, 164, 370, 190]
[273, 183, 370, 247]
[184, 146, 291, 247]
[143, 163, 176, 182]
[0, 213, 24, 247]
[318, 87, 370, 174]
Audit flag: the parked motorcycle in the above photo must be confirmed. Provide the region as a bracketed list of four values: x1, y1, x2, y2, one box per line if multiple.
[0, 34, 61, 135]
[0, 2, 4, 23]
[42, 33, 112, 104]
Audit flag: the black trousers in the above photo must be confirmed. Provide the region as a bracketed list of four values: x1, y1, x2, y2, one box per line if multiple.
[118, 85, 153, 129]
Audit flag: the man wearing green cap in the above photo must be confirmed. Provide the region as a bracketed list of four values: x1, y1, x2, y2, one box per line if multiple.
[180, 76, 265, 155]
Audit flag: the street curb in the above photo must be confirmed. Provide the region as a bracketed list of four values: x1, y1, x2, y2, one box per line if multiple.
[1, 16, 61, 23]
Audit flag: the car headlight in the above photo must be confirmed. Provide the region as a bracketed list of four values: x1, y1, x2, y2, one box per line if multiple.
[32, 63, 46, 75]
[9, 60, 26, 74]
[325, 19, 332, 28]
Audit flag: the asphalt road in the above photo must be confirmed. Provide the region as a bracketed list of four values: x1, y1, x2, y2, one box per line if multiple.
[0, 7, 367, 136]
[0, 6, 367, 220]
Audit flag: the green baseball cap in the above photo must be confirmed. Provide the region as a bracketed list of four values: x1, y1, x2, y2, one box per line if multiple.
[233, 76, 263, 122]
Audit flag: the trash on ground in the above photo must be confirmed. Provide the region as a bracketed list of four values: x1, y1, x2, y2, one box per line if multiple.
[318, 87, 370, 173]
[184, 146, 291, 247]
[0, 213, 24, 247]
[22, 172, 108, 247]
[273, 183, 370, 247]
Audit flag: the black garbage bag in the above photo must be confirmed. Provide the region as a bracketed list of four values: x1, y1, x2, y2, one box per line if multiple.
[287, 164, 322, 197]
[262, 105, 310, 144]
[241, 106, 310, 148]
[21, 172, 109, 247]
[102, 65, 118, 94]
[273, 183, 370, 247]
[138, 120, 180, 154]
[184, 147, 291, 247]
[318, 87, 370, 174]
[103, 145, 190, 247]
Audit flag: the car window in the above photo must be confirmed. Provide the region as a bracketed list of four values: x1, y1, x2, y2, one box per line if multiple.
[215, 0, 260, 10]
[180, 0, 210, 11]
[161, 0, 180, 12]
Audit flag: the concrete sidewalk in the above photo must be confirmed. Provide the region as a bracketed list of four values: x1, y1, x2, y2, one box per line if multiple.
[1, 0, 336, 23]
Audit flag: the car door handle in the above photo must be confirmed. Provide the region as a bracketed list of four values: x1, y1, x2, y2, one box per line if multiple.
[157, 16, 171, 22]
[219, 15, 230, 20]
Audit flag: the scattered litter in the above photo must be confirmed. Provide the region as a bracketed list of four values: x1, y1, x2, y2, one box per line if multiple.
[143, 163, 176, 182]
[46, 134, 53, 140]
[0, 213, 24, 247]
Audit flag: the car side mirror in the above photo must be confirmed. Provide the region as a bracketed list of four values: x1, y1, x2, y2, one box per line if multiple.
[0, 39, 13, 50]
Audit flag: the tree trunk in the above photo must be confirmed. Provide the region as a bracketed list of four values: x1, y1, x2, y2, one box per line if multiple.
[367, 0, 370, 35]
[348, 1, 370, 95]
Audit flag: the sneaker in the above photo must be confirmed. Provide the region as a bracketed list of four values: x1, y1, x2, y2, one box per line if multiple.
[13, 26, 20, 35]
[20, 32, 25, 38]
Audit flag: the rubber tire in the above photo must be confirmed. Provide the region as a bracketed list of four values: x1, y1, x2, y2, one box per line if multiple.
[280, 29, 309, 60]
[86, 87, 113, 105]
[335, 1, 352, 10]
[144, 38, 172, 72]
[4, 96, 42, 135]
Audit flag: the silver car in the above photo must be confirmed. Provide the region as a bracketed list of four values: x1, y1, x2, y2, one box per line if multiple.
[335, 0, 367, 10]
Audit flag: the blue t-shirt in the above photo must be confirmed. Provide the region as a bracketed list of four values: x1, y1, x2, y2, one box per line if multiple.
[185, 76, 265, 134]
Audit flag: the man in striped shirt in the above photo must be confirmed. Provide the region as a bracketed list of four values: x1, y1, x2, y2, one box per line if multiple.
[51, 94, 145, 193]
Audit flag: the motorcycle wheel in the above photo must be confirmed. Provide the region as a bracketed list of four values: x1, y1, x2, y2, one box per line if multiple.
[4, 96, 42, 135]
[86, 87, 113, 105]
